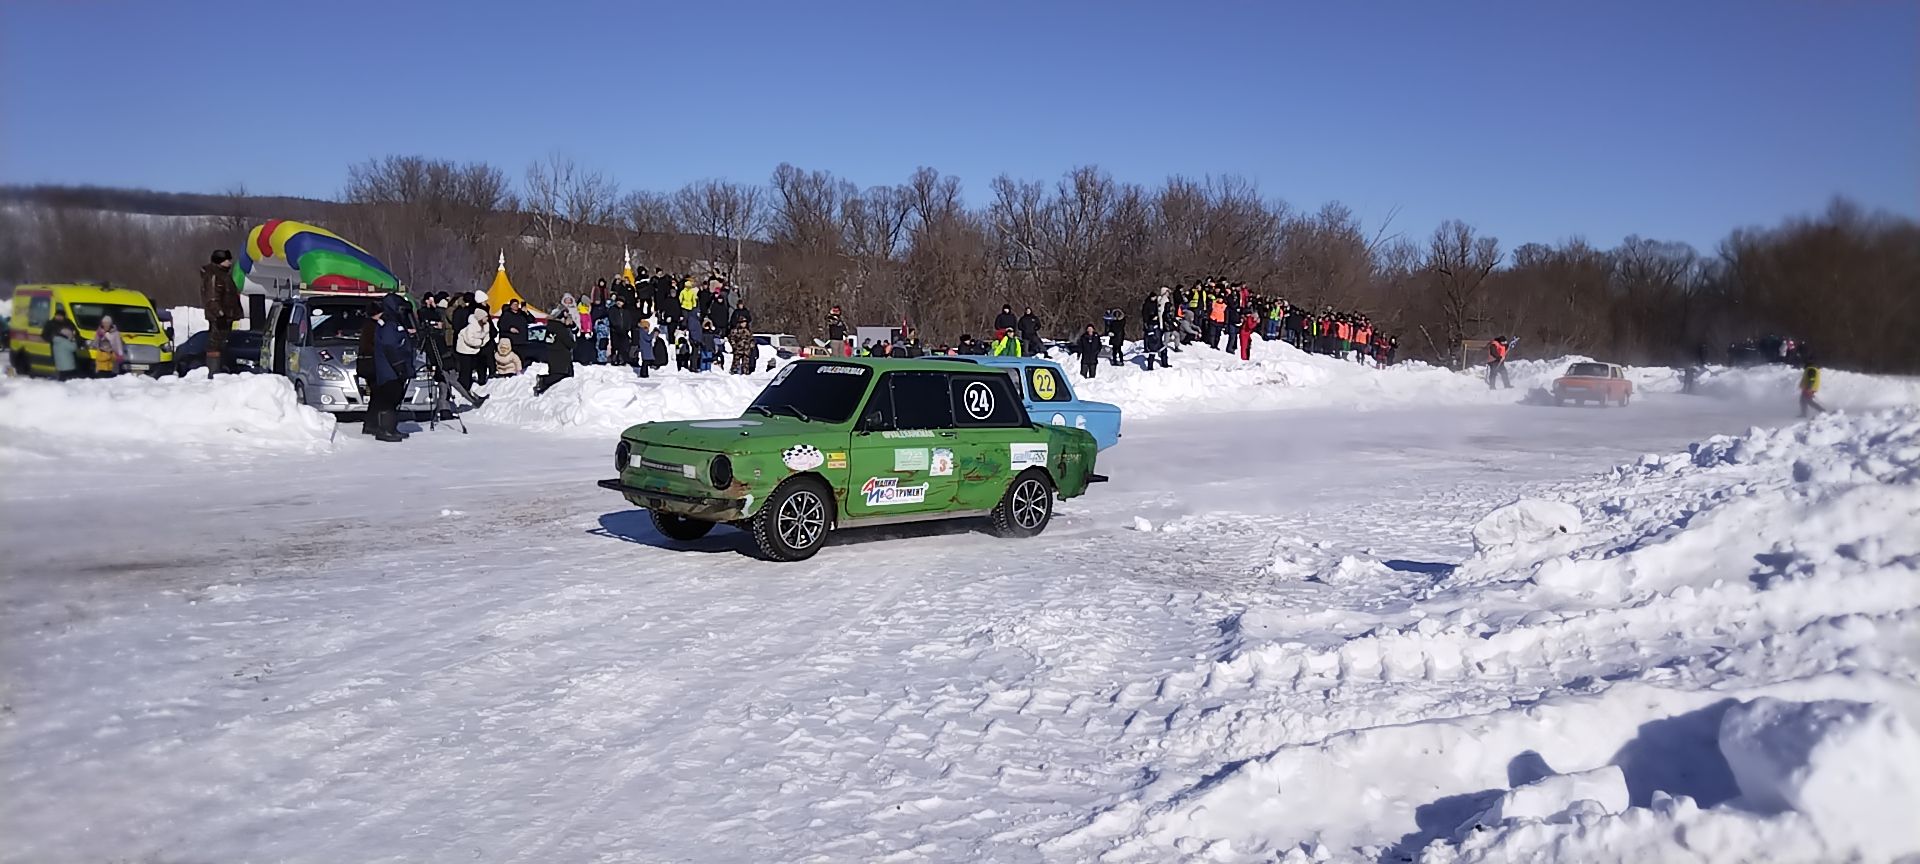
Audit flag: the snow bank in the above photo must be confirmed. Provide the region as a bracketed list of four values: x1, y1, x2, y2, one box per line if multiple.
[1060, 339, 1920, 420]
[468, 363, 781, 436]
[1718, 697, 1920, 860]
[0, 372, 337, 459]
[1064, 408, 1920, 862]
[166, 305, 208, 342]
[1056, 339, 1521, 419]
[1470, 499, 1582, 552]
[455, 324, 1920, 434]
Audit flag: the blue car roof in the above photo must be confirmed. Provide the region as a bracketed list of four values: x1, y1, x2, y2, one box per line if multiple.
[957, 356, 1065, 371]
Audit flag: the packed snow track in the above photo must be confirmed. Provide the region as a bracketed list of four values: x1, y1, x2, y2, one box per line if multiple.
[3, 383, 1917, 862]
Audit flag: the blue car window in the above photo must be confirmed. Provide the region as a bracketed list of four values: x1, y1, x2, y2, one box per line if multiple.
[1027, 365, 1071, 402]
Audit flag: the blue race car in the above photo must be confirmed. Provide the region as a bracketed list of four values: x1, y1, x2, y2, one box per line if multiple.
[950, 355, 1123, 450]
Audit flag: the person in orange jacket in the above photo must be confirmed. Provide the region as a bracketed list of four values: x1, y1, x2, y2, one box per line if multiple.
[1487, 337, 1513, 389]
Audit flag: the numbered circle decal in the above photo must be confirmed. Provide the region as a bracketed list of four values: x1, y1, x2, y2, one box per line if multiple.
[963, 381, 995, 419]
[1031, 367, 1058, 401]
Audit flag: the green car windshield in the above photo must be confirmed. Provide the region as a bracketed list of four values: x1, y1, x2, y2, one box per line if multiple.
[747, 362, 871, 423]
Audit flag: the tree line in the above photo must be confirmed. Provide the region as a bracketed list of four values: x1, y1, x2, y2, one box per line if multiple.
[3, 159, 1915, 371]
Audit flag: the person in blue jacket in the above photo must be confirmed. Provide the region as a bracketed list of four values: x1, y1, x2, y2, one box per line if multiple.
[369, 294, 416, 443]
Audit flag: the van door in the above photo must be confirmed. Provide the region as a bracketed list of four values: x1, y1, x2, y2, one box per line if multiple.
[846, 371, 960, 518]
[20, 293, 52, 374]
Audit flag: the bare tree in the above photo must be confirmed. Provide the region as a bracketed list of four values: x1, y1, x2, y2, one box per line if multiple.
[524, 153, 619, 305]
[672, 179, 764, 288]
[1425, 219, 1503, 355]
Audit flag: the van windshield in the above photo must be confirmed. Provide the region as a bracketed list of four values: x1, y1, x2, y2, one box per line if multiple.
[70, 303, 160, 335]
[309, 303, 373, 344]
[747, 362, 872, 423]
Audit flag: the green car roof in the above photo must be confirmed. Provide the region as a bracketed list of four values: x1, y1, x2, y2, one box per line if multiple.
[793, 357, 979, 373]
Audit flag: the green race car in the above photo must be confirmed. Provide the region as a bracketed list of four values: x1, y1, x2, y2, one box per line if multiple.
[598, 358, 1106, 560]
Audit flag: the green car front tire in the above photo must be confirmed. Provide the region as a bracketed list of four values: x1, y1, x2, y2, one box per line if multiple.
[651, 511, 716, 542]
[752, 476, 834, 561]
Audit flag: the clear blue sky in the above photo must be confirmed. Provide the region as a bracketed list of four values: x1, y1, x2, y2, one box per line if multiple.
[3, 0, 1913, 252]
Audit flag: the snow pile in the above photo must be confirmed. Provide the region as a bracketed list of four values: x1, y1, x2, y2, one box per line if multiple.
[0, 372, 337, 458]
[1052, 339, 1920, 420]
[1056, 339, 1527, 418]
[1469, 498, 1583, 552]
[469, 363, 782, 436]
[1718, 697, 1920, 861]
[1692, 363, 1920, 409]
[166, 305, 208, 342]
[1064, 409, 1920, 862]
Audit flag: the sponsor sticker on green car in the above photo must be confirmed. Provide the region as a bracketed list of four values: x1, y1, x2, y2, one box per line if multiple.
[599, 358, 1106, 561]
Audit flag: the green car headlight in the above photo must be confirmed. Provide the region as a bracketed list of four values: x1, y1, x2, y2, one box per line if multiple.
[710, 454, 733, 489]
[615, 440, 631, 473]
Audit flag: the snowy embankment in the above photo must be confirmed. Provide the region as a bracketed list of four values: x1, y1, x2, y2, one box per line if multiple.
[0, 371, 337, 459]
[468, 357, 780, 436]
[6, 327, 1916, 451]
[470, 338, 1920, 436]
[1057, 337, 1920, 419]
[1064, 408, 1920, 862]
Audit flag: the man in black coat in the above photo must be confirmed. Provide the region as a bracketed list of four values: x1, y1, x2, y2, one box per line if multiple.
[1073, 324, 1101, 379]
[1017, 307, 1041, 357]
[535, 319, 576, 395]
[608, 295, 636, 365]
[369, 295, 415, 442]
[496, 299, 533, 368]
[654, 269, 682, 343]
[994, 304, 1017, 335]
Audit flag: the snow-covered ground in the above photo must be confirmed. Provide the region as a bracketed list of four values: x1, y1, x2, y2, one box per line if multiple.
[3, 345, 1918, 863]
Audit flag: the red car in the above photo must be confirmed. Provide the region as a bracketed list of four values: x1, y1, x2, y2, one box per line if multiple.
[1553, 362, 1633, 406]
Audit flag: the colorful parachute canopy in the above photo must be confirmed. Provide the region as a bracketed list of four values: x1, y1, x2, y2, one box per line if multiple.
[237, 220, 399, 293]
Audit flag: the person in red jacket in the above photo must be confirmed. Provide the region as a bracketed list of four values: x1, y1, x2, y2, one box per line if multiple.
[1238, 311, 1257, 360]
[1487, 337, 1513, 389]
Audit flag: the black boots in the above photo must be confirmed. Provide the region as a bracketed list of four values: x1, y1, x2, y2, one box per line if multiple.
[373, 410, 405, 443]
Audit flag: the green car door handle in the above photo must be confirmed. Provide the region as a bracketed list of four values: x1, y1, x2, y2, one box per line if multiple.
[938, 431, 957, 437]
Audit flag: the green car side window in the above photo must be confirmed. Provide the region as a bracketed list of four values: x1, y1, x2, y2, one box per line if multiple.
[951, 374, 1027, 428]
[865, 372, 955, 431]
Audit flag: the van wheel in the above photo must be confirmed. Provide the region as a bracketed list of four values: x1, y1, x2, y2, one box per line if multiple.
[992, 470, 1054, 538]
[752, 476, 833, 561]
[651, 511, 715, 542]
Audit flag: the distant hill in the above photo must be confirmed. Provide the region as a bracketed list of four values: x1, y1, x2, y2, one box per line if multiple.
[0, 184, 347, 222]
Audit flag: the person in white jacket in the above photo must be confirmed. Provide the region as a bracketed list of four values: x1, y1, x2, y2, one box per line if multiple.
[455, 308, 491, 390]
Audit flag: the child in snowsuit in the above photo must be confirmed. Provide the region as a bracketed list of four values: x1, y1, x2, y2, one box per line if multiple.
[493, 337, 523, 377]
[1143, 322, 1168, 370]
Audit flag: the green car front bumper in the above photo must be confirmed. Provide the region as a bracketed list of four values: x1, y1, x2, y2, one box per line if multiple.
[598, 478, 749, 522]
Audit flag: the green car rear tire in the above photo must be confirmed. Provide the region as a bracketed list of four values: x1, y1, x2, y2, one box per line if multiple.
[991, 470, 1055, 538]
